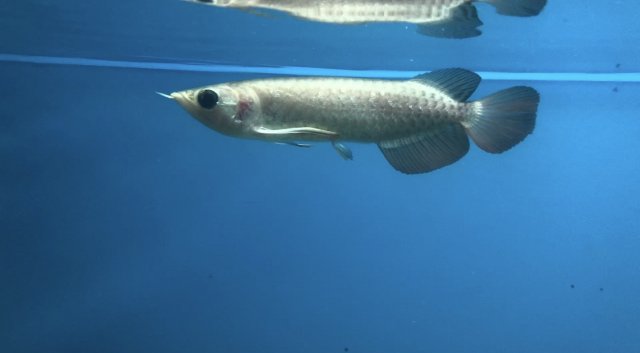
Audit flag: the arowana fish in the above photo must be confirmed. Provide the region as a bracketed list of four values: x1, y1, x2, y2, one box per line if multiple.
[189, 0, 547, 38]
[161, 68, 540, 174]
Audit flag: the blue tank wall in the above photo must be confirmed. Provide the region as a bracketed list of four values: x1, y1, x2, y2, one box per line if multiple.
[1, 1, 637, 72]
[2, 1, 640, 353]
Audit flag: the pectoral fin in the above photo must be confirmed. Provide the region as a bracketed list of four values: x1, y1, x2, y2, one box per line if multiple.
[254, 126, 338, 139]
[276, 142, 312, 148]
[332, 141, 353, 160]
[378, 124, 469, 174]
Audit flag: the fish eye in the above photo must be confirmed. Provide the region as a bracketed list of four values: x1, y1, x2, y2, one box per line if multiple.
[197, 89, 219, 109]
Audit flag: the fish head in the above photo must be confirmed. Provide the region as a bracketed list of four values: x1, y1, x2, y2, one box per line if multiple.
[170, 84, 249, 137]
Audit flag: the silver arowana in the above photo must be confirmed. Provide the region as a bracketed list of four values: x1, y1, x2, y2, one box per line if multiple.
[163, 69, 539, 174]
[190, 0, 547, 38]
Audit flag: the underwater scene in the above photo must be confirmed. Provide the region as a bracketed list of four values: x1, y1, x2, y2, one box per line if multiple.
[2, 1, 640, 352]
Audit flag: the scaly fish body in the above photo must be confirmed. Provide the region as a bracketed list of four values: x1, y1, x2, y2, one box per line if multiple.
[168, 69, 540, 174]
[193, 0, 547, 38]
[232, 0, 468, 24]
[238, 78, 467, 141]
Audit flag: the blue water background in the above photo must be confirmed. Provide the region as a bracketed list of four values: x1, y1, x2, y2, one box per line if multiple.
[2, 1, 640, 352]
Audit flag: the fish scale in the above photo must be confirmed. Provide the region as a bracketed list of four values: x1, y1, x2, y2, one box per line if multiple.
[243, 78, 462, 141]
[254, 0, 465, 23]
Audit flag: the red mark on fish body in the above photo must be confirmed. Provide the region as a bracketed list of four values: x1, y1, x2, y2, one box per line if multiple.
[236, 100, 252, 121]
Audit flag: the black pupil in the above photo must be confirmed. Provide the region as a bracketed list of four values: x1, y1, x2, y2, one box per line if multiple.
[197, 89, 218, 109]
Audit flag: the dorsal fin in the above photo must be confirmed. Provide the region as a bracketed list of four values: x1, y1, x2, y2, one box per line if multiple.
[412, 68, 481, 102]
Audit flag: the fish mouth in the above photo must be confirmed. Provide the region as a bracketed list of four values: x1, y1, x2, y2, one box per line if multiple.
[155, 90, 186, 101]
[170, 91, 190, 108]
[155, 91, 174, 99]
[167, 91, 203, 120]
[156, 91, 193, 112]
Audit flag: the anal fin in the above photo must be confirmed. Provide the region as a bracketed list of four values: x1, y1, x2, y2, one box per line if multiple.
[378, 124, 470, 174]
[416, 3, 482, 38]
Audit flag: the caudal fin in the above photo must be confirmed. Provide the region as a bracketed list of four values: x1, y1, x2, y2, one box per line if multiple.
[480, 0, 547, 16]
[465, 86, 539, 153]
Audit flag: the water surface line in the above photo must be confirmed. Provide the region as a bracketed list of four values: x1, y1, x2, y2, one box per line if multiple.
[2, 53, 639, 82]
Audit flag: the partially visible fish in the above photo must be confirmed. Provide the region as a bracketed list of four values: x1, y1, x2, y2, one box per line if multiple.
[190, 0, 547, 38]
[163, 68, 540, 174]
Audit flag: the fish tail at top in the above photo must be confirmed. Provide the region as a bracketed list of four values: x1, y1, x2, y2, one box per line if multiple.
[478, 0, 547, 17]
[465, 86, 540, 153]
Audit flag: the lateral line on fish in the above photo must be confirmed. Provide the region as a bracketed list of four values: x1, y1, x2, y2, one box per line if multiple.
[1, 54, 639, 83]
